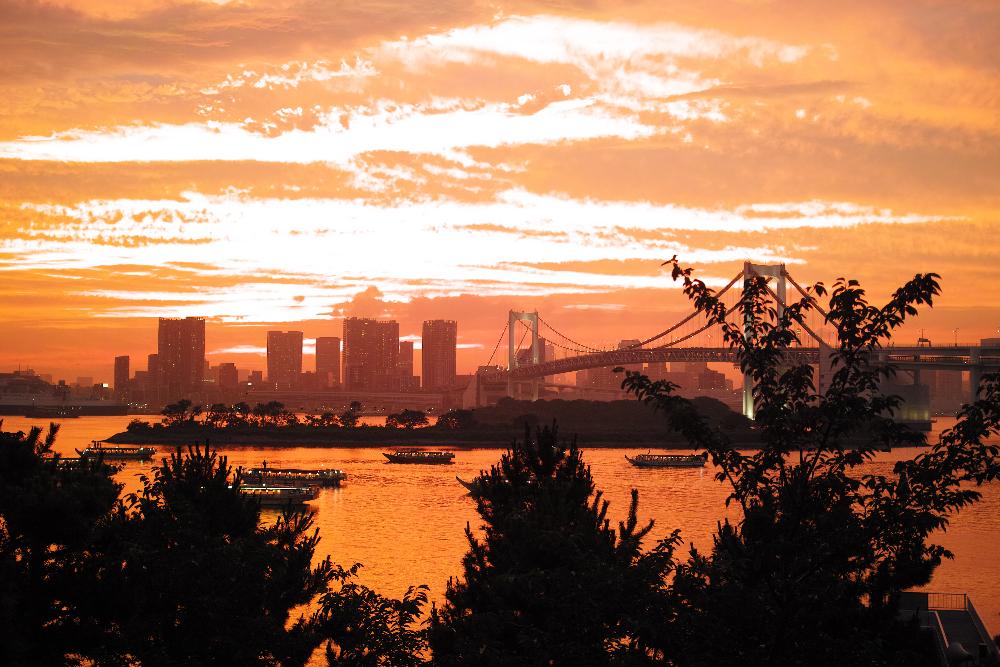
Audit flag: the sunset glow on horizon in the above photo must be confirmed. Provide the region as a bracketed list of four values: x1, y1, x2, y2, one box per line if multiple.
[2, 0, 998, 380]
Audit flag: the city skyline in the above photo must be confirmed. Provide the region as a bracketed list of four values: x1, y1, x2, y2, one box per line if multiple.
[1, 1, 998, 381]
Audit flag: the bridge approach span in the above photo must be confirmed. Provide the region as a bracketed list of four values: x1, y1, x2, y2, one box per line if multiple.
[485, 346, 1000, 383]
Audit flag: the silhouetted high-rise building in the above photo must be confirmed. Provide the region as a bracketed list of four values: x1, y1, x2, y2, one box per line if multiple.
[157, 317, 205, 401]
[114, 355, 129, 399]
[218, 362, 238, 390]
[315, 336, 341, 388]
[422, 320, 457, 390]
[267, 331, 303, 390]
[146, 353, 159, 402]
[398, 340, 419, 391]
[248, 370, 263, 386]
[399, 341, 414, 375]
[343, 318, 399, 392]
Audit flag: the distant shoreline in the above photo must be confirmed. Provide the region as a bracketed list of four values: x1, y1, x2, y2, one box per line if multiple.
[103, 425, 741, 449]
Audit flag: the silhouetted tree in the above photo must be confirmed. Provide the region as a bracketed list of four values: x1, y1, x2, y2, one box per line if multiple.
[621, 260, 1000, 665]
[340, 401, 363, 429]
[204, 402, 231, 427]
[161, 398, 193, 426]
[436, 409, 477, 430]
[313, 564, 429, 666]
[429, 425, 680, 666]
[386, 409, 429, 430]
[85, 446, 335, 665]
[0, 422, 121, 665]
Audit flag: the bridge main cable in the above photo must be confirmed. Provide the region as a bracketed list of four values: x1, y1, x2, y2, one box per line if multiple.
[623, 270, 743, 349]
[536, 314, 605, 353]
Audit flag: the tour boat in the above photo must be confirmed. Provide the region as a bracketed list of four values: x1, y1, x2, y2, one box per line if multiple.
[243, 466, 347, 487]
[78, 441, 156, 461]
[625, 452, 708, 468]
[239, 485, 319, 507]
[383, 449, 455, 464]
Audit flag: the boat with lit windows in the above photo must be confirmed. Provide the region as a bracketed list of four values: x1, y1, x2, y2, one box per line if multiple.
[383, 449, 455, 464]
[78, 441, 156, 461]
[625, 452, 708, 468]
[239, 485, 319, 506]
[243, 466, 347, 487]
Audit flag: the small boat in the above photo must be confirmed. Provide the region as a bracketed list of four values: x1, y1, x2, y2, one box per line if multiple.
[625, 452, 708, 468]
[456, 475, 478, 492]
[239, 485, 319, 507]
[243, 467, 346, 487]
[78, 441, 156, 461]
[383, 449, 455, 464]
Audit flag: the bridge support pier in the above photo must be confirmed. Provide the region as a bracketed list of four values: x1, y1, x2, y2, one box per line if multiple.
[508, 310, 540, 402]
[741, 262, 787, 420]
[970, 348, 982, 404]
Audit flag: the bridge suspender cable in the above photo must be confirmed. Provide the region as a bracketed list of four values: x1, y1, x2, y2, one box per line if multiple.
[757, 279, 827, 347]
[784, 272, 830, 318]
[484, 322, 508, 367]
[622, 270, 743, 349]
[535, 314, 605, 353]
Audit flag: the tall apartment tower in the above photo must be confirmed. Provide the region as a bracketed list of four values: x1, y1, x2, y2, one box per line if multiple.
[398, 340, 419, 391]
[422, 319, 457, 390]
[217, 362, 239, 390]
[343, 318, 399, 392]
[315, 336, 342, 388]
[267, 331, 304, 390]
[157, 317, 205, 401]
[113, 355, 130, 399]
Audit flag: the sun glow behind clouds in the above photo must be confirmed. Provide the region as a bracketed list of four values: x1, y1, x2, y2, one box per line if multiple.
[0, 0, 997, 376]
[2, 190, 949, 322]
[0, 99, 657, 163]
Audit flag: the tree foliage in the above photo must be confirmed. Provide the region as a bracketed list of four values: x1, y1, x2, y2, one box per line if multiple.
[313, 564, 429, 666]
[436, 409, 477, 430]
[430, 425, 680, 666]
[0, 422, 121, 665]
[619, 259, 1000, 665]
[77, 445, 335, 665]
[386, 409, 429, 430]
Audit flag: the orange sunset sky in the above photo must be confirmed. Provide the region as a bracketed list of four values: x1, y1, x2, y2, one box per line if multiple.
[1, 0, 998, 382]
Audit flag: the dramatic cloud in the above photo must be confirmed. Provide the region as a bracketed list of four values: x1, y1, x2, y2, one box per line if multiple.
[0, 0, 997, 379]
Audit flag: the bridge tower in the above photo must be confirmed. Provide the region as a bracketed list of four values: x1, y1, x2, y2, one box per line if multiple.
[508, 310, 541, 401]
[742, 262, 787, 420]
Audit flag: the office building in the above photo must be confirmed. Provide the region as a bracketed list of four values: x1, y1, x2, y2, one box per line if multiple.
[146, 353, 159, 401]
[398, 340, 419, 391]
[218, 362, 239, 390]
[315, 336, 341, 388]
[267, 331, 304, 390]
[114, 355, 129, 399]
[343, 318, 399, 392]
[422, 319, 457, 390]
[158, 317, 205, 401]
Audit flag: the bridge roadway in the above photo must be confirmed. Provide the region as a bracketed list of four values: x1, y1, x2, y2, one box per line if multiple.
[483, 345, 1000, 383]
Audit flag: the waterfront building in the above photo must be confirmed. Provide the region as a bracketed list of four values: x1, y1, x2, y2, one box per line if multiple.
[157, 317, 205, 401]
[217, 362, 238, 390]
[113, 355, 129, 399]
[343, 318, 400, 392]
[398, 340, 419, 391]
[315, 336, 341, 388]
[422, 319, 457, 390]
[267, 331, 304, 390]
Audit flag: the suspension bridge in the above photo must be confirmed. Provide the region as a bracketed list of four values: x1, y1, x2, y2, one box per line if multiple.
[465, 262, 1000, 418]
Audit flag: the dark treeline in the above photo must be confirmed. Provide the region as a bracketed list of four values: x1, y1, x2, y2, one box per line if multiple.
[3, 264, 1000, 666]
[117, 395, 754, 447]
